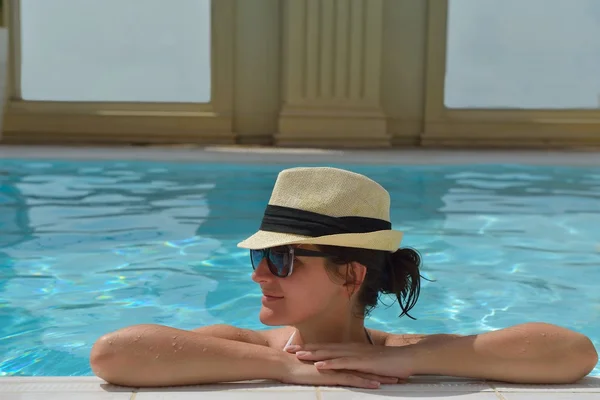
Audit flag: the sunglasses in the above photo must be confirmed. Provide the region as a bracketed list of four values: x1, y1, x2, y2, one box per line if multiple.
[250, 245, 335, 277]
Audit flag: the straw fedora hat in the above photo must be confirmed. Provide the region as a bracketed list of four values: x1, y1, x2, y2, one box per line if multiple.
[237, 167, 403, 252]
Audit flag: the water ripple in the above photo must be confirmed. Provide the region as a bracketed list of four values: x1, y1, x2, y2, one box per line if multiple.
[1, 161, 599, 376]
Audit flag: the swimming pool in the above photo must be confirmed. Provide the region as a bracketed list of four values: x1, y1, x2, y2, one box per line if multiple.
[1, 158, 599, 377]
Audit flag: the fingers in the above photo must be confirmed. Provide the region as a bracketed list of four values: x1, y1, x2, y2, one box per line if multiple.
[323, 370, 381, 389]
[327, 371, 401, 389]
[295, 350, 351, 361]
[313, 356, 361, 369]
[287, 343, 363, 352]
[315, 359, 404, 384]
[296, 352, 375, 374]
[347, 370, 399, 384]
[314, 356, 377, 374]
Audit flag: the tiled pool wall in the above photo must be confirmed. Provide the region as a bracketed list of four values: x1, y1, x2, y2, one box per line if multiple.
[2, 376, 600, 399]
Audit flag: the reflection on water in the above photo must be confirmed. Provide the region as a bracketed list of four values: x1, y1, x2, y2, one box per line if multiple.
[0, 170, 56, 375]
[0, 160, 599, 376]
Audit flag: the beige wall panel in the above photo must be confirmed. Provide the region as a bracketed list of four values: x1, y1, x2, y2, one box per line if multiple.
[233, 0, 281, 145]
[277, 0, 390, 147]
[381, 0, 427, 146]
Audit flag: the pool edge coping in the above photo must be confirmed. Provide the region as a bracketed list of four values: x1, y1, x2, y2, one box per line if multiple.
[2, 145, 600, 166]
[2, 376, 600, 393]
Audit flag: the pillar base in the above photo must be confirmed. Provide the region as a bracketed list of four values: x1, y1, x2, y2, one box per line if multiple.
[277, 106, 389, 148]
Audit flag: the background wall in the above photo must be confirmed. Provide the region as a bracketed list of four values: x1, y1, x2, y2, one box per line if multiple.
[2, 0, 600, 148]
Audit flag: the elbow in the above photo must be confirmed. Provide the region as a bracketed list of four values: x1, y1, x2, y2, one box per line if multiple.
[90, 332, 139, 387]
[521, 323, 598, 384]
[90, 325, 164, 387]
[90, 334, 122, 385]
[569, 335, 599, 382]
[552, 333, 599, 384]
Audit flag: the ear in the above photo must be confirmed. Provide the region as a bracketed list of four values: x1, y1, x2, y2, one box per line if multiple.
[343, 261, 367, 294]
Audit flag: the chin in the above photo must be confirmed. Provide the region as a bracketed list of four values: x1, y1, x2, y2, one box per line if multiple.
[259, 306, 313, 327]
[258, 308, 289, 326]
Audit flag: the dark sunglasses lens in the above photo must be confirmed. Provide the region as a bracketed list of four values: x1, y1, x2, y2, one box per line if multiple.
[250, 249, 265, 270]
[268, 247, 291, 277]
[250, 247, 292, 277]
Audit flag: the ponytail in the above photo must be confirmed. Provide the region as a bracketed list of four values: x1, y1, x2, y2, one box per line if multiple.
[382, 248, 422, 319]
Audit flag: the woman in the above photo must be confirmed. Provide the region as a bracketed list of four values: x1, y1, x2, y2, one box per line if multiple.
[90, 167, 598, 388]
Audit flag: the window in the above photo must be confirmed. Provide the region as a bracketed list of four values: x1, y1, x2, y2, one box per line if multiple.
[20, 0, 212, 102]
[445, 0, 600, 109]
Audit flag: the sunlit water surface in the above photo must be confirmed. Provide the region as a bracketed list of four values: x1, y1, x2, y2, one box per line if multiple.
[0, 160, 599, 376]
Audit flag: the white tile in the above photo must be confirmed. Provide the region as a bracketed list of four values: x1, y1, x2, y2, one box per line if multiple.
[0, 377, 105, 385]
[5, 377, 599, 400]
[501, 394, 600, 400]
[492, 377, 600, 392]
[319, 376, 494, 392]
[135, 380, 316, 392]
[135, 391, 316, 400]
[0, 377, 134, 394]
[320, 390, 500, 400]
[1, 393, 132, 400]
[134, 380, 318, 399]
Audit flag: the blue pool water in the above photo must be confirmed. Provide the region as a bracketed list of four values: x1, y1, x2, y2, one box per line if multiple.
[0, 159, 599, 377]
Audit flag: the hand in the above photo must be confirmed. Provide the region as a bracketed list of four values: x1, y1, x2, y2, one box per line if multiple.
[286, 343, 413, 380]
[278, 352, 401, 389]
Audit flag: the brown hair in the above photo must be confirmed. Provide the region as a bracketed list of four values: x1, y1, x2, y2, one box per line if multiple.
[317, 245, 423, 319]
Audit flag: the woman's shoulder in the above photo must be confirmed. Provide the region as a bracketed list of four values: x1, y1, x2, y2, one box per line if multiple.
[259, 326, 297, 349]
[367, 328, 424, 346]
[369, 328, 463, 347]
[191, 324, 293, 349]
[261, 327, 432, 348]
[222, 325, 462, 348]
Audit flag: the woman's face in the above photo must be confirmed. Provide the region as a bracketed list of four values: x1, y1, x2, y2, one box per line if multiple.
[251, 245, 350, 326]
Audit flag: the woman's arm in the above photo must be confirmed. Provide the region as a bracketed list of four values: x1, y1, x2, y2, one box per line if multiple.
[406, 322, 598, 383]
[292, 322, 598, 384]
[90, 324, 287, 387]
[90, 324, 395, 389]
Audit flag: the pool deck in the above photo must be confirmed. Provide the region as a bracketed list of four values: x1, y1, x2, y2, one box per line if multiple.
[1, 145, 599, 398]
[1, 144, 600, 165]
[2, 376, 600, 399]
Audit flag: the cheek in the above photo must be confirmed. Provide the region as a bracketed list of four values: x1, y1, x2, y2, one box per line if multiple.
[283, 267, 342, 312]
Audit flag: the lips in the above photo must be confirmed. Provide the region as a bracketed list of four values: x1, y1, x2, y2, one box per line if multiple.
[262, 293, 284, 299]
[261, 292, 284, 304]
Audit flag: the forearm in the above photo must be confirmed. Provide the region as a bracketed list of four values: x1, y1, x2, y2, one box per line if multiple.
[407, 323, 598, 384]
[90, 324, 288, 387]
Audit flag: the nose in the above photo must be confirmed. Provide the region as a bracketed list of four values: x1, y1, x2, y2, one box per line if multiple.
[251, 258, 274, 283]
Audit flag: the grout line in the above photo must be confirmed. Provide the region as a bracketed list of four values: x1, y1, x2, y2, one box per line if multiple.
[488, 382, 508, 400]
[315, 386, 322, 400]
